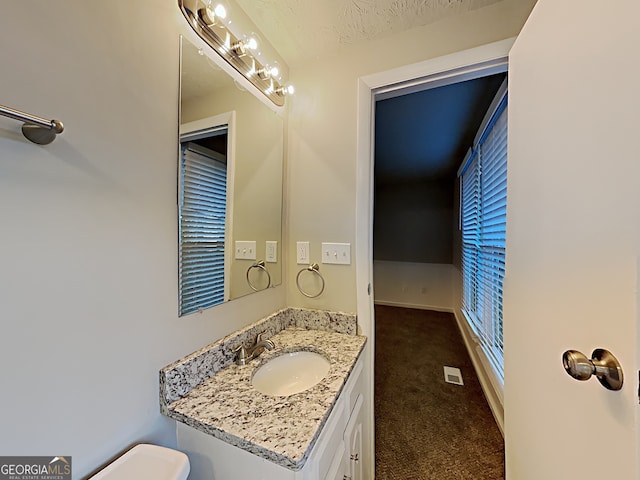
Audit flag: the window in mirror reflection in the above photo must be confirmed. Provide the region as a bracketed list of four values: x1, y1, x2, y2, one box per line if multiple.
[178, 126, 229, 316]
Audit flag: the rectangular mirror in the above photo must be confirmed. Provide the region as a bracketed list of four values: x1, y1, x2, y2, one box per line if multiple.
[178, 35, 283, 315]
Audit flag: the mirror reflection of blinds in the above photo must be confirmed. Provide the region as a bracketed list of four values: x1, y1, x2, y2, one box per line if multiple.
[179, 142, 227, 316]
[460, 90, 507, 382]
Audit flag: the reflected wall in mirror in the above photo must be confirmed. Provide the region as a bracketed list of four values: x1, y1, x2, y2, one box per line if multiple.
[179, 35, 284, 316]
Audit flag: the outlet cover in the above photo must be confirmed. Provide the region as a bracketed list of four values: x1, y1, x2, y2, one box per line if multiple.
[235, 241, 256, 260]
[296, 241, 309, 264]
[321, 242, 351, 265]
[266, 241, 277, 263]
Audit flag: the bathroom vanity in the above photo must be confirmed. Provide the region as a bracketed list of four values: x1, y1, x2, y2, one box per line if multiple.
[160, 308, 367, 480]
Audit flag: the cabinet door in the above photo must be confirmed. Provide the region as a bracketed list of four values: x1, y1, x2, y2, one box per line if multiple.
[323, 439, 349, 480]
[344, 394, 364, 480]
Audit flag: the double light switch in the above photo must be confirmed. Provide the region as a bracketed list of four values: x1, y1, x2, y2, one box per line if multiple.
[296, 241, 351, 265]
[236, 241, 278, 262]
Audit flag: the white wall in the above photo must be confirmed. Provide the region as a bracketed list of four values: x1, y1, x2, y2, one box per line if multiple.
[0, 1, 284, 478]
[285, 0, 537, 314]
[373, 261, 456, 311]
[288, 5, 535, 466]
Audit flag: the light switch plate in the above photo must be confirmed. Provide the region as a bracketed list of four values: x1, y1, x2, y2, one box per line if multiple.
[321, 242, 351, 265]
[235, 241, 256, 260]
[296, 241, 309, 264]
[266, 241, 277, 263]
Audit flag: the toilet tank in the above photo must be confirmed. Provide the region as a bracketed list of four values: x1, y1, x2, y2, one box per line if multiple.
[89, 444, 190, 480]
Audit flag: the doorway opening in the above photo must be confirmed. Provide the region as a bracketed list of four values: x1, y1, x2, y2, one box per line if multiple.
[373, 72, 506, 304]
[373, 70, 506, 479]
[355, 37, 514, 478]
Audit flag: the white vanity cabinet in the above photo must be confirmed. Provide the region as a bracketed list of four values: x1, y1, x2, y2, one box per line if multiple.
[321, 359, 365, 480]
[343, 394, 364, 480]
[322, 394, 364, 480]
[310, 357, 364, 480]
[176, 355, 366, 480]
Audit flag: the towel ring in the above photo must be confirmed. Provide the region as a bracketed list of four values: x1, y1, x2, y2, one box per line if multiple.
[296, 263, 325, 298]
[246, 260, 271, 291]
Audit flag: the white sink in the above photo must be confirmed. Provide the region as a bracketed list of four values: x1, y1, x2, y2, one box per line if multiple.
[251, 351, 330, 396]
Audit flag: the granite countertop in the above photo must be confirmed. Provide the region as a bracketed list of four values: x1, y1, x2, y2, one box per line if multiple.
[164, 327, 366, 471]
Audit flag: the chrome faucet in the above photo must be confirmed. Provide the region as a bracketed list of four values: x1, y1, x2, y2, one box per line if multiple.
[234, 333, 275, 365]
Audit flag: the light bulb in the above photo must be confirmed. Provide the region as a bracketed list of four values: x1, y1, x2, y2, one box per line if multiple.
[269, 65, 279, 78]
[275, 84, 295, 96]
[199, 2, 228, 26]
[232, 34, 259, 56]
[246, 37, 258, 51]
[256, 63, 279, 80]
[213, 3, 227, 18]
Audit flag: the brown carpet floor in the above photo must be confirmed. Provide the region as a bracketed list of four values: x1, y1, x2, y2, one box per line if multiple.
[375, 305, 504, 480]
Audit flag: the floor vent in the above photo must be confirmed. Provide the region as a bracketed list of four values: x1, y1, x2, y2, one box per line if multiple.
[444, 366, 464, 385]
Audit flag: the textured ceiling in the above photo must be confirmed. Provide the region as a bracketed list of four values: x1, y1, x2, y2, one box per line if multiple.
[235, 0, 501, 64]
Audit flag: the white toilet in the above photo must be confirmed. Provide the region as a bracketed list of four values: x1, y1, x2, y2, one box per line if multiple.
[89, 444, 190, 480]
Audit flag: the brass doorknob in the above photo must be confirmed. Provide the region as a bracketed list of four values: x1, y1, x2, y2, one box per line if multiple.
[562, 348, 623, 391]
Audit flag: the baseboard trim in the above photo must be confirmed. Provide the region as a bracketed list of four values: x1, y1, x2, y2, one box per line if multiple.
[453, 310, 504, 437]
[374, 300, 454, 313]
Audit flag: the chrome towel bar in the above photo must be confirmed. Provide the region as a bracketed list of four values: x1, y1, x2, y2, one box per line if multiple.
[0, 104, 64, 145]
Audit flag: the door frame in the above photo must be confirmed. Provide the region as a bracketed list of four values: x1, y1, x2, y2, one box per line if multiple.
[354, 37, 515, 471]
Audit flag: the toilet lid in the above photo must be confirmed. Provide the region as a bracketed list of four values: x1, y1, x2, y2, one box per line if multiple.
[89, 444, 190, 480]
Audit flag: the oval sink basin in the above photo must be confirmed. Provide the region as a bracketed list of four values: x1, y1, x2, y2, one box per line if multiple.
[252, 351, 330, 396]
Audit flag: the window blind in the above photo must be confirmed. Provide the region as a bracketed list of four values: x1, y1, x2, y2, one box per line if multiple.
[460, 93, 508, 380]
[179, 142, 227, 316]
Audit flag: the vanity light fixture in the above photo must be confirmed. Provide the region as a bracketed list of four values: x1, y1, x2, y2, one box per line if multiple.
[276, 84, 295, 96]
[230, 40, 248, 56]
[266, 81, 293, 96]
[178, 0, 293, 107]
[231, 35, 258, 56]
[256, 62, 280, 80]
[256, 66, 270, 80]
[269, 63, 280, 79]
